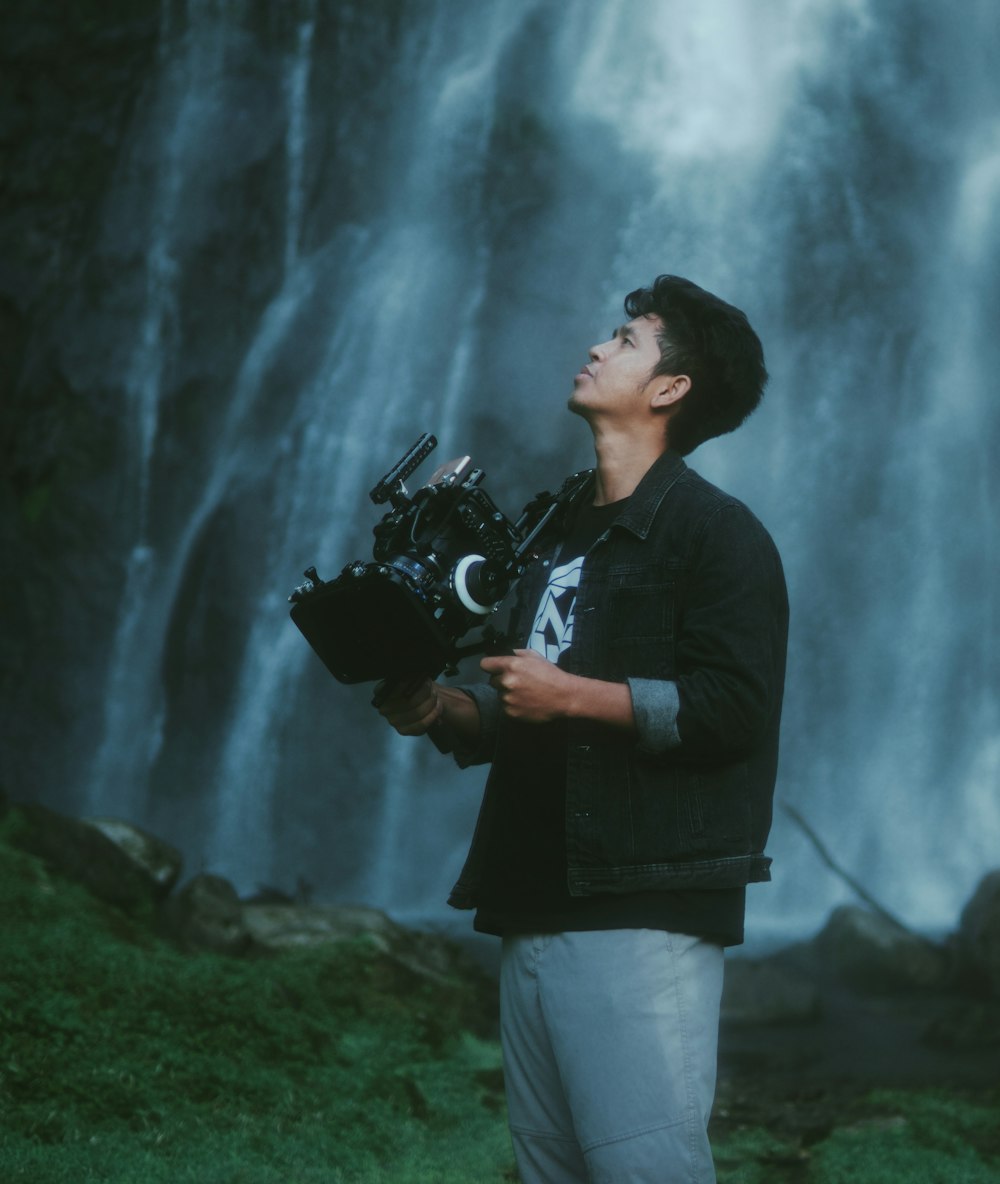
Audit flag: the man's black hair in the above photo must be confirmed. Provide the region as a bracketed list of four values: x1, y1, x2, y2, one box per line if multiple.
[624, 275, 768, 456]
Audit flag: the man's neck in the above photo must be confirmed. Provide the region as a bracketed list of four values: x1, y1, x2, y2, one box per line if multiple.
[589, 425, 668, 506]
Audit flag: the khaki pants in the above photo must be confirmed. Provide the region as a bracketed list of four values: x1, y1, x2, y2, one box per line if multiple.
[500, 930, 724, 1183]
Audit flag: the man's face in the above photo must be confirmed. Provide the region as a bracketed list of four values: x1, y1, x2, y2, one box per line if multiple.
[568, 314, 669, 423]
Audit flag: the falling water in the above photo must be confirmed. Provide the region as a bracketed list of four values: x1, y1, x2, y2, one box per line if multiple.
[283, 5, 315, 279]
[61, 0, 1000, 941]
[86, 7, 235, 816]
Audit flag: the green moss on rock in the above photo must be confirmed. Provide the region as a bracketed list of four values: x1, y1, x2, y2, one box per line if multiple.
[0, 816, 513, 1183]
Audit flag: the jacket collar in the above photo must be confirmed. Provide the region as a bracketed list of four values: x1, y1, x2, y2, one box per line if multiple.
[603, 449, 687, 540]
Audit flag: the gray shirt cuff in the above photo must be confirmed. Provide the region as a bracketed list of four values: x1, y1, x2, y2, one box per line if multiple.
[628, 677, 681, 755]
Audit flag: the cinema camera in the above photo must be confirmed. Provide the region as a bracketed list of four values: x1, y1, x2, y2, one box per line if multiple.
[288, 432, 589, 688]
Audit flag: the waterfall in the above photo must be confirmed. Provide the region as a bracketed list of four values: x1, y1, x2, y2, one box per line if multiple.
[63, 0, 999, 941]
[86, 6, 236, 816]
[283, 5, 315, 278]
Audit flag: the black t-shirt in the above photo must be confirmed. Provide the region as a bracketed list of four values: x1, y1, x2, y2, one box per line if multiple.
[473, 498, 745, 945]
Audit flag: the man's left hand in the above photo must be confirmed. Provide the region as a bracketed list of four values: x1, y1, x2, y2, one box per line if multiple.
[480, 649, 574, 723]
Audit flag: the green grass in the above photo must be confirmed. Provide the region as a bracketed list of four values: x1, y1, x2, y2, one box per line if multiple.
[0, 813, 514, 1183]
[2, 809, 998, 1183]
[806, 1090, 1000, 1184]
[713, 1089, 1000, 1183]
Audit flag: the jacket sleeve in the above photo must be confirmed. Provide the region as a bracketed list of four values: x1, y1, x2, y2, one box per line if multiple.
[629, 502, 788, 762]
[449, 683, 500, 768]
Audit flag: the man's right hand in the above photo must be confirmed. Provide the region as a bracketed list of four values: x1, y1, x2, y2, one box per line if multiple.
[373, 677, 443, 737]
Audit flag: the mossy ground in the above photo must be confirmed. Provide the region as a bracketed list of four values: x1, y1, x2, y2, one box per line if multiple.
[1, 813, 997, 1182]
[712, 1087, 1000, 1183]
[0, 814, 513, 1183]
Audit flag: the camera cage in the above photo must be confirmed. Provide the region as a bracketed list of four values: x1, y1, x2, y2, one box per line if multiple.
[288, 432, 590, 685]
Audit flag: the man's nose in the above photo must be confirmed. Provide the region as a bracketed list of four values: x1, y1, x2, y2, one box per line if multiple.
[588, 342, 603, 362]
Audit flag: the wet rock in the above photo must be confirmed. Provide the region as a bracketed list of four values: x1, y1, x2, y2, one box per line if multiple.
[162, 873, 250, 954]
[243, 901, 403, 952]
[812, 905, 950, 993]
[955, 870, 1000, 995]
[10, 801, 159, 913]
[243, 901, 477, 987]
[83, 816, 183, 899]
[722, 956, 823, 1025]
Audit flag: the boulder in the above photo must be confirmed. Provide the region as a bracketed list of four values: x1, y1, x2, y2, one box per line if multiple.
[243, 901, 403, 952]
[812, 904, 950, 993]
[10, 802, 161, 913]
[161, 873, 250, 955]
[242, 901, 477, 986]
[83, 816, 182, 899]
[955, 870, 1000, 995]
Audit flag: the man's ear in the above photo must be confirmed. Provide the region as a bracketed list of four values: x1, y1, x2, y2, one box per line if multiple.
[650, 374, 691, 410]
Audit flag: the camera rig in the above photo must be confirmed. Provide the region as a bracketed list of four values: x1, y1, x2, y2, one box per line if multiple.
[288, 432, 590, 685]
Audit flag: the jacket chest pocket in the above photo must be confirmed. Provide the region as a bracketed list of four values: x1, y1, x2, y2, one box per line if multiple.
[604, 577, 675, 679]
[608, 578, 674, 641]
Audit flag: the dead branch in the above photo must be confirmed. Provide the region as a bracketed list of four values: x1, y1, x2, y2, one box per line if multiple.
[779, 798, 919, 937]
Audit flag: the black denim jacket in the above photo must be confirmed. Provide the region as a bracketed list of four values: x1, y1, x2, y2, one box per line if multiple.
[448, 450, 789, 907]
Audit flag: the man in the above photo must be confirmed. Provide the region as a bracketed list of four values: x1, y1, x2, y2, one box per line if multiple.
[377, 275, 788, 1183]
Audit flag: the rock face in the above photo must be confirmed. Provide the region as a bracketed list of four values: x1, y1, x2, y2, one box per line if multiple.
[242, 901, 401, 951]
[811, 904, 951, 993]
[7, 803, 183, 909]
[1, 2, 162, 808]
[956, 871, 1000, 995]
[10, 802, 168, 913]
[242, 901, 480, 986]
[161, 873, 250, 955]
[84, 816, 183, 898]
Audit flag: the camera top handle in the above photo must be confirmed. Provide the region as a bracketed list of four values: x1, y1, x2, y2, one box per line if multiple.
[369, 432, 438, 506]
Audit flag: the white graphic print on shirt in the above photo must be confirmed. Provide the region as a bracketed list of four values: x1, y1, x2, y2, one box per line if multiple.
[527, 556, 584, 662]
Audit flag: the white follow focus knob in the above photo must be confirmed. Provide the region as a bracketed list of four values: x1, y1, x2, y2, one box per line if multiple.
[451, 554, 496, 615]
